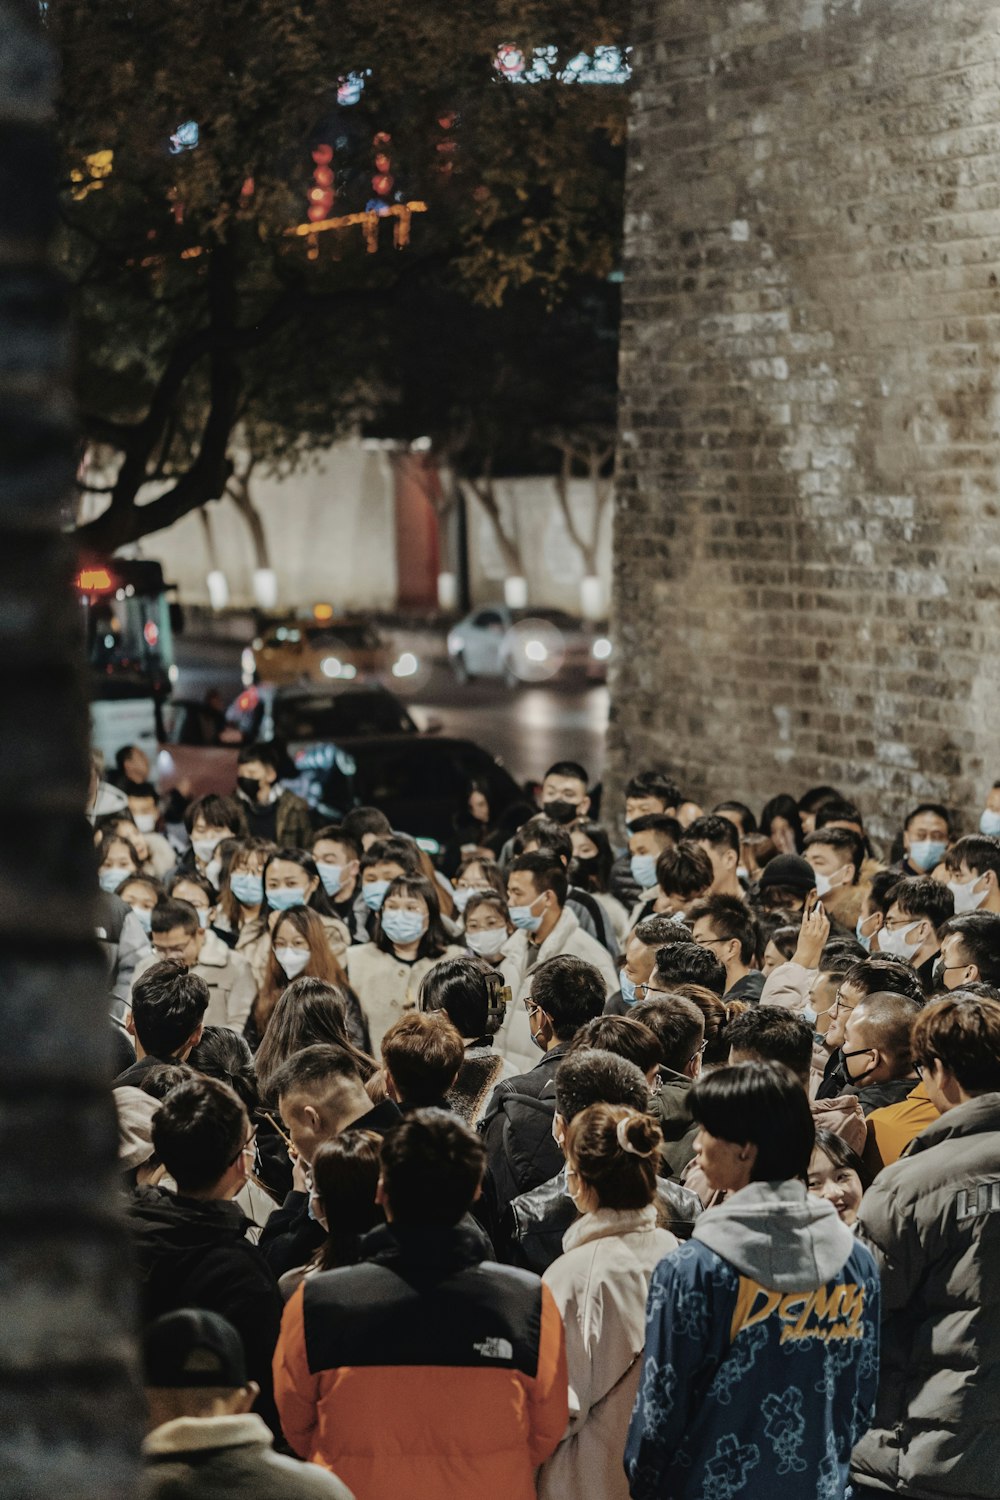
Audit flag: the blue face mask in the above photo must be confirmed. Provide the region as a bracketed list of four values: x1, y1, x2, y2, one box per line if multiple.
[509, 895, 544, 933]
[363, 880, 390, 912]
[855, 914, 873, 953]
[981, 809, 1000, 838]
[908, 840, 947, 873]
[453, 886, 484, 914]
[619, 971, 637, 1007]
[267, 887, 308, 912]
[99, 867, 129, 894]
[630, 853, 659, 890]
[317, 862, 344, 898]
[230, 872, 264, 907]
[129, 904, 152, 934]
[381, 909, 427, 946]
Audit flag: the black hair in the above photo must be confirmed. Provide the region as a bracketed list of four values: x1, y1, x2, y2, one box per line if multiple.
[263, 847, 336, 917]
[126, 782, 159, 801]
[183, 794, 248, 839]
[96, 832, 141, 876]
[131, 961, 209, 1058]
[762, 920, 800, 965]
[373, 873, 451, 960]
[867, 868, 904, 916]
[725, 1008, 814, 1085]
[712, 801, 758, 836]
[454, 855, 506, 900]
[685, 815, 740, 855]
[151, 898, 201, 938]
[187, 1026, 260, 1115]
[254, 977, 374, 1098]
[811, 1129, 873, 1192]
[889, 876, 955, 931]
[627, 813, 682, 842]
[463, 890, 511, 926]
[529, 954, 607, 1040]
[544, 760, 589, 788]
[944, 834, 1000, 880]
[554, 1047, 650, 1122]
[625, 772, 683, 808]
[508, 851, 569, 908]
[379, 1108, 485, 1227]
[939, 912, 1000, 986]
[687, 895, 759, 965]
[798, 785, 845, 815]
[167, 870, 216, 907]
[138, 1061, 196, 1100]
[631, 995, 705, 1073]
[152, 1077, 247, 1193]
[511, 816, 572, 865]
[634, 913, 695, 949]
[690, 1061, 814, 1182]
[269, 1042, 363, 1101]
[814, 800, 865, 830]
[655, 842, 713, 899]
[237, 741, 281, 772]
[655, 941, 727, 997]
[842, 955, 926, 1005]
[311, 824, 362, 861]
[360, 836, 422, 875]
[419, 955, 496, 1039]
[803, 826, 864, 879]
[569, 1015, 662, 1075]
[760, 794, 804, 849]
[903, 802, 951, 834]
[819, 939, 868, 976]
[115, 744, 142, 773]
[341, 806, 392, 841]
[568, 819, 614, 894]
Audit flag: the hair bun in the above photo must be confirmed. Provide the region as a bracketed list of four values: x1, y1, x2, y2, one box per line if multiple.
[615, 1112, 660, 1159]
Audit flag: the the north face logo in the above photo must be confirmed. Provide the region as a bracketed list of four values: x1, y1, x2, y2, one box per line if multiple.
[473, 1337, 513, 1361]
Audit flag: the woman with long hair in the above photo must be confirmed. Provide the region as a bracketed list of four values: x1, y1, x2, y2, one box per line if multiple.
[263, 847, 350, 960]
[538, 1103, 677, 1500]
[96, 832, 142, 895]
[345, 873, 465, 1052]
[246, 907, 353, 1051]
[254, 976, 374, 1100]
[278, 1130, 383, 1300]
[214, 837, 277, 983]
[569, 818, 630, 942]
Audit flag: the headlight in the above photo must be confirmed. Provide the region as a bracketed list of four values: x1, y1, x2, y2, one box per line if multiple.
[447, 631, 462, 655]
[167, 663, 179, 683]
[524, 639, 548, 663]
[321, 656, 343, 678]
[592, 637, 612, 661]
[392, 652, 419, 678]
[340, 662, 357, 679]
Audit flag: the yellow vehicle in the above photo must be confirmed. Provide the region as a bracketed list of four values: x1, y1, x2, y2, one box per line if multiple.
[243, 608, 419, 688]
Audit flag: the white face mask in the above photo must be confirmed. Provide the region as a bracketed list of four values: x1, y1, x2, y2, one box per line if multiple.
[275, 946, 310, 980]
[811, 864, 850, 899]
[192, 835, 224, 864]
[133, 813, 157, 833]
[877, 919, 924, 962]
[466, 928, 508, 958]
[949, 877, 989, 916]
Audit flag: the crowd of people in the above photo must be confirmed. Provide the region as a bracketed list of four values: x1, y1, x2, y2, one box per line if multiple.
[92, 743, 1000, 1499]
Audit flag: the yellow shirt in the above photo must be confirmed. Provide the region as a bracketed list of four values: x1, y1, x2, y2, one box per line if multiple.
[866, 1079, 940, 1168]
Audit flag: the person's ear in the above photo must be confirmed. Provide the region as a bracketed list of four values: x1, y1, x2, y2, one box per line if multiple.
[303, 1104, 322, 1132]
[375, 1175, 388, 1211]
[737, 1141, 758, 1167]
[552, 1112, 566, 1147]
[181, 1022, 204, 1057]
[125, 1012, 136, 1039]
[579, 795, 591, 818]
[687, 1052, 703, 1080]
[232, 1381, 259, 1415]
[384, 1070, 400, 1103]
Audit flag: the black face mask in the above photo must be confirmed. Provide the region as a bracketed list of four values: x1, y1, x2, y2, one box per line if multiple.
[543, 798, 580, 825]
[238, 776, 262, 802]
[570, 855, 600, 884]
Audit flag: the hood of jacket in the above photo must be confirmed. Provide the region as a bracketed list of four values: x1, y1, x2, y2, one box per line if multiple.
[144, 1413, 272, 1457]
[693, 1179, 854, 1290]
[115, 1086, 160, 1171]
[562, 1204, 657, 1253]
[128, 1185, 250, 1256]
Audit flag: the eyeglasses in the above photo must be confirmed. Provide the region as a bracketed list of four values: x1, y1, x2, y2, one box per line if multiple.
[913, 1055, 937, 1079]
[695, 936, 728, 948]
[229, 1128, 257, 1168]
[523, 997, 540, 1016]
[635, 982, 672, 1002]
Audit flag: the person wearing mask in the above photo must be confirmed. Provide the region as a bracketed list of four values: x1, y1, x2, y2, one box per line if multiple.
[803, 825, 866, 928]
[124, 779, 164, 831]
[689, 895, 764, 1001]
[539, 759, 592, 825]
[500, 854, 618, 1069]
[942, 833, 1000, 916]
[97, 831, 143, 895]
[841, 992, 923, 1114]
[248, 908, 353, 1052]
[99, 883, 154, 1026]
[214, 838, 277, 981]
[480, 955, 607, 1214]
[816, 956, 925, 1100]
[631, 995, 705, 1177]
[624, 816, 683, 922]
[419, 956, 518, 1122]
[181, 796, 249, 888]
[379, 1012, 464, 1112]
[807, 1130, 870, 1226]
[852, 996, 1000, 1500]
[604, 915, 691, 1015]
[935, 910, 1000, 989]
[141, 1309, 354, 1500]
[119, 875, 165, 937]
[168, 871, 218, 932]
[127, 1078, 284, 1435]
[262, 850, 350, 958]
[452, 854, 507, 920]
[512, 816, 617, 954]
[309, 825, 365, 942]
[115, 962, 209, 1089]
[273, 1110, 568, 1500]
[978, 780, 1000, 837]
[261, 1044, 403, 1279]
[234, 743, 312, 847]
[685, 815, 745, 900]
[609, 774, 684, 906]
[278, 1131, 383, 1299]
[753, 851, 815, 913]
[463, 891, 515, 970]
[625, 1061, 880, 1500]
[112, 810, 176, 881]
[894, 802, 952, 877]
[568, 819, 631, 942]
[356, 836, 421, 925]
[345, 873, 465, 1053]
[132, 897, 257, 1034]
[538, 1104, 677, 1500]
[855, 867, 903, 954]
[878, 876, 954, 990]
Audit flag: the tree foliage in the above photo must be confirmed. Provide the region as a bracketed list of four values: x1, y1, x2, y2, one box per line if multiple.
[50, 0, 628, 552]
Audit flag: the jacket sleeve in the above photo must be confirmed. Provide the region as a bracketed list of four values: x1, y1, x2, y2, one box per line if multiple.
[273, 1282, 321, 1459]
[114, 911, 152, 1008]
[259, 1190, 315, 1277]
[857, 1177, 925, 1315]
[760, 960, 815, 1017]
[226, 958, 258, 1031]
[526, 1280, 569, 1467]
[625, 1249, 732, 1500]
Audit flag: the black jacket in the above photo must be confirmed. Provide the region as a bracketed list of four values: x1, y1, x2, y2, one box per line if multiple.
[844, 1074, 920, 1117]
[650, 1072, 700, 1179]
[816, 1049, 849, 1101]
[479, 1045, 569, 1224]
[259, 1099, 403, 1278]
[126, 1186, 283, 1432]
[725, 971, 765, 1002]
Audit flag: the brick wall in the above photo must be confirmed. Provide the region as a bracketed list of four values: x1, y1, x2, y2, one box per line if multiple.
[609, 0, 1000, 838]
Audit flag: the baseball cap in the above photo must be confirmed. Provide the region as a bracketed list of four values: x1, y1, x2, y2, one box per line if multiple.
[757, 854, 816, 897]
[143, 1309, 247, 1388]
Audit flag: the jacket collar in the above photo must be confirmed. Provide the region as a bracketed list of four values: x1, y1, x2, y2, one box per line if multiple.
[197, 929, 229, 969]
[904, 1090, 1000, 1155]
[562, 1204, 657, 1253]
[362, 1219, 487, 1274]
[144, 1413, 271, 1457]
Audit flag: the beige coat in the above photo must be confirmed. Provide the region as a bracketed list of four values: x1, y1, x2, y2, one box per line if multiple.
[134, 929, 257, 1031]
[539, 1206, 677, 1500]
[344, 942, 466, 1054]
[498, 909, 620, 1074]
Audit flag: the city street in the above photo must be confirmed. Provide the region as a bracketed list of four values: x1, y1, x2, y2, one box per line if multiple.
[175, 627, 611, 787]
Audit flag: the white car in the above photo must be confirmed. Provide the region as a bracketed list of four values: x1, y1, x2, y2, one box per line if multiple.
[446, 605, 612, 685]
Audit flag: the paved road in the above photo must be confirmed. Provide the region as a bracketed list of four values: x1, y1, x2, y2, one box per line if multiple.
[175, 629, 610, 786]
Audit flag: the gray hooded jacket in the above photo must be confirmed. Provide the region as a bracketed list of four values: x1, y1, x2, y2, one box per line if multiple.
[693, 1178, 857, 1289]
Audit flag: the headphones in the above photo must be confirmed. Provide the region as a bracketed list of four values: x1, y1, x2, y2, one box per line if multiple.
[483, 970, 512, 1036]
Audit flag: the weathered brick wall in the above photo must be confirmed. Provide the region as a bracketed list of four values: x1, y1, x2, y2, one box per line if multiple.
[609, 0, 1000, 837]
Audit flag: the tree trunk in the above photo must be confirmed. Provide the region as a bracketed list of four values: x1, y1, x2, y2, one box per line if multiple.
[461, 475, 523, 577]
[227, 464, 271, 571]
[0, 6, 144, 1495]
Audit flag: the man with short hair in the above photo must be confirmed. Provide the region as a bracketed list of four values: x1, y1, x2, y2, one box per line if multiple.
[274, 1110, 568, 1500]
[311, 824, 365, 940]
[879, 876, 954, 991]
[841, 993, 923, 1114]
[936, 911, 1000, 989]
[539, 759, 591, 824]
[633, 995, 705, 1177]
[235, 742, 312, 847]
[381, 1012, 464, 1111]
[357, 835, 421, 919]
[852, 996, 1000, 1500]
[816, 956, 925, 1100]
[115, 961, 209, 1089]
[653, 940, 727, 999]
[143, 1309, 353, 1500]
[514, 815, 617, 953]
[804, 825, 866, 928]
[259, 1045, 402, 1278]
[685, 815, 744, 900]
[610, 774, 684, 904]
[340, 805, 392, 852]
[689, 894, 764, 1000]
[127, 1078, 283, 1433]
[943, 834, 1000, 916]
[133, 898, 257, 1032]
[625, 815, 683, 922]
[604, 913, 692, 1015]
[894, 802, 952, 877]
[481, 955, 607, 1212]
[501, 854, 618, 1070]
[754, 852, 817, 913]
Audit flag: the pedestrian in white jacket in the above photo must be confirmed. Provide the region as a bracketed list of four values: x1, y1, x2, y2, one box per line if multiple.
[538, 1103, 677, 1500]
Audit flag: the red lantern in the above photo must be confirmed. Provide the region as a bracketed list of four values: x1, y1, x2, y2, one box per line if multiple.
[372, 173, 394, 195]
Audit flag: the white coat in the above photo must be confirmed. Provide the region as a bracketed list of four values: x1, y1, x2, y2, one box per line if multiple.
[133, 929, 257, 1031]
[497, 908, 620, 1074]
[539, 1205, 677, 1500]
[344, 941, 466, 1054]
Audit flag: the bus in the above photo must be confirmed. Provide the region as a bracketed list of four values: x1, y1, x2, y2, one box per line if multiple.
[77, 557, 179, 769]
